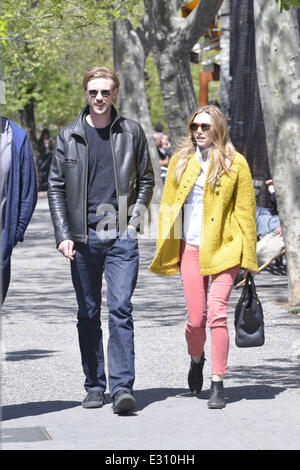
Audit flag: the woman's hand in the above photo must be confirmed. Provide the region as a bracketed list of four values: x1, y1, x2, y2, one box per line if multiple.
[243, 269, 256, 278]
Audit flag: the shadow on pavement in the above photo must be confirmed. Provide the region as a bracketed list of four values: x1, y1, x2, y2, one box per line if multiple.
[2, 400, 81, 421]
[135, 388, 188, 411]
[226, 361, 300, 390]
[196, 384, 286, 403]
[1, 385, 288, 421]
[5, 349, 58, 361]
[134, 384, 287, 411]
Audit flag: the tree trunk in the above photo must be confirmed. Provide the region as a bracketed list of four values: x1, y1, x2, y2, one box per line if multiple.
[151, 44, 197, 148]
[145, 0, 223, 147]
[19, 97, 39, 187]
[112, 18, 163, 203]
[151, 0, 197, 145]
[254, 1, 300, 307]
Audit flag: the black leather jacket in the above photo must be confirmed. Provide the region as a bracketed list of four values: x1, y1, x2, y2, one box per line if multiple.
[48, 105, 154, 246]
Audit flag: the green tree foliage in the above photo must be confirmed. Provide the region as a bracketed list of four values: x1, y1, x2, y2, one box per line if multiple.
[275, 0, 300, 11]
[0, 0, 217, 136]
[0, 0, 139, 133]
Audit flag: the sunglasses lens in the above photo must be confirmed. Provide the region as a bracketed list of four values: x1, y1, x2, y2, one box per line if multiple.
[88, 90, 98, 97]
[101, 90, 110, 98]
[88, 89, 111, 98]
[190, 123, 211, 132]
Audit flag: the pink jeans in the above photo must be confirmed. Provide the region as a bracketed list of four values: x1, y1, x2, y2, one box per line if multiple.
[180, 241, 239, 376]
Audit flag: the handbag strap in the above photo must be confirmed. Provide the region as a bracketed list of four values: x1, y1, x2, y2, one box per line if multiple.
[247, 272, 258, 296]
[242, 272, 258, 302]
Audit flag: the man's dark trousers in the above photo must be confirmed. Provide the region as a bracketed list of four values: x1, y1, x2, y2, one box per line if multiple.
[71, 227, 139, 396]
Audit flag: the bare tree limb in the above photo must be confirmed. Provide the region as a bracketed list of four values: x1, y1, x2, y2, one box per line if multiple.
[179, 0, 224, 51]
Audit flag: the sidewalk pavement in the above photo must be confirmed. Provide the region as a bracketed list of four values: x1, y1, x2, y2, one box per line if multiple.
[1, 196, 300, 451]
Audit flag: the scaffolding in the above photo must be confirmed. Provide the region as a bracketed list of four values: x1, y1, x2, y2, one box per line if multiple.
[229, 0, 270, 206]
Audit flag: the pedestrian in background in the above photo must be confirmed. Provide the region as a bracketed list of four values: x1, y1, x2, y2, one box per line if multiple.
[48, 66, 154, 414]
[153, 132, 172, 184]
[149, 105, 257, 408]
[38, 128, 54, 191]
[0, 117, 37, 303]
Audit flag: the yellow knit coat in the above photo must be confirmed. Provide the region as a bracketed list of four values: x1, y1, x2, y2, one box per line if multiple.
[149, 151, 258, 276]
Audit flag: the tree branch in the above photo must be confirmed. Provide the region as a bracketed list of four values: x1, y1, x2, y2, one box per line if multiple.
[135, 4, 153, 57]
[144, 0, 178, 32]
[179, 0, 223, 51]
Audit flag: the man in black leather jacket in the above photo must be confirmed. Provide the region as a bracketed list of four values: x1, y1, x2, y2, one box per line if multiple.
[48, 66, 154, 414]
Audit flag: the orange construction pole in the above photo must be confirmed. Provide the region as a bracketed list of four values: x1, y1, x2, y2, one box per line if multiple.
[199, 71, 213, 106]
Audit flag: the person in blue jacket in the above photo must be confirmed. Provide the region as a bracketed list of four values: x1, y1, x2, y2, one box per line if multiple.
[0, 117, 37, 303]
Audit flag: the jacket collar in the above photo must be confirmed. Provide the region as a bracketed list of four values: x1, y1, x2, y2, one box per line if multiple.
[175, 151, 213, 205]
[179, 152, 201, 188]
[1, 118, 26, 152]
[71, 104, 120, 139]
[0, 116, 8, 133]
[173, 153, 201, 206]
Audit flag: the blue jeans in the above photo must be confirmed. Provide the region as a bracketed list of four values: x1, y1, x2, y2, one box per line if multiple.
[71, 227, 139, 396]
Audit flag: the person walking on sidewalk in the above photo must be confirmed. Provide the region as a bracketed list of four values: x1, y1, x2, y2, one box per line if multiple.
[48, 66, 154, 414]
[149, 105, 257, 408]
[1, 117, 37, 304]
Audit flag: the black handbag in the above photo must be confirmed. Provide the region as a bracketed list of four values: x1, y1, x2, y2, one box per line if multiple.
[234, 273, 265, 347]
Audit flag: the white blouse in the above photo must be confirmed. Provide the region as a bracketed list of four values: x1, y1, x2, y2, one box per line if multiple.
[182, 146, 209, 246]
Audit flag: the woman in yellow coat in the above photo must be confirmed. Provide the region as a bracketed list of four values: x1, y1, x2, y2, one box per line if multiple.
[149, 105, 257, 408]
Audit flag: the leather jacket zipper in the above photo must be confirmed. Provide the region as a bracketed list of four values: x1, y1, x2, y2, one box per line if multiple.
[110, 114, 121, 201]
[72, 131, 89, 244]
[84, 138, 89, 243]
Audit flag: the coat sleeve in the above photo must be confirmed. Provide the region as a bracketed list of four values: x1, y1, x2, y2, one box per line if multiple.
[47, 130, 72, 246]
[15, 136, 37, 243]
[233, 157, 258, 271]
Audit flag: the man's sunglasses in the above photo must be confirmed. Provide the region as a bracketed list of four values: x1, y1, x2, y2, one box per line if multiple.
[88, 89, 111, 99]
[189, 122, 211, 132]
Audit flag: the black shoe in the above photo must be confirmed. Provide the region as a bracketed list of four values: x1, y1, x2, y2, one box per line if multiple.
[82, 390, 105, 409]
[112, 390, 136, 414]
[188, 352, 205, 394]
[208, 381, 226, 409]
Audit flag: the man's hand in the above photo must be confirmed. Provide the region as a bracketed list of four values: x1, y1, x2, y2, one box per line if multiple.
[58, 239, 75, 261]
[127, 224, 138, 239]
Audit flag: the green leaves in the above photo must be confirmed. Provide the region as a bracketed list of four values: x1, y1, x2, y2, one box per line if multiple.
[275, 0, 300, 12]
[0, 16, 7, 44]
[0, 0, 139, 131]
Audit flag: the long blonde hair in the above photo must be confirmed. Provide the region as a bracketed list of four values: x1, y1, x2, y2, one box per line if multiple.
[174, 105, 236, 189]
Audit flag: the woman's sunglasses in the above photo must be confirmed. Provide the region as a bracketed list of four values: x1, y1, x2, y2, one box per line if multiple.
[189, 122, 211, 132]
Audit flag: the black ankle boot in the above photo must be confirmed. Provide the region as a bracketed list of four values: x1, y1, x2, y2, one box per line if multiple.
[188, 352, 205, 394]
[208, 381, 226, 409]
